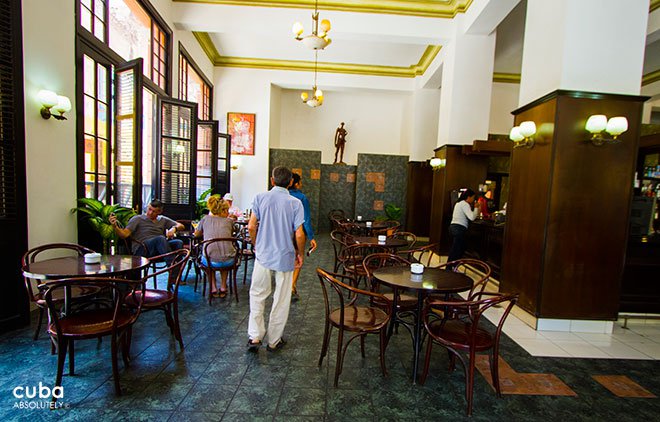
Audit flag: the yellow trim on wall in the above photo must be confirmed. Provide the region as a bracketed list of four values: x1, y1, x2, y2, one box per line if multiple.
[176, 0, 472, 18]
[195, 32, 440, 77]
[492, 73, 520, 84]
[651, 0, 660, 13]
[643, 69, 660, 86]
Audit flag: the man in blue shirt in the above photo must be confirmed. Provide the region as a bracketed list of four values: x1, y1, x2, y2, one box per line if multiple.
[247, 166, 306, 352]
[288, 172, 317, 300]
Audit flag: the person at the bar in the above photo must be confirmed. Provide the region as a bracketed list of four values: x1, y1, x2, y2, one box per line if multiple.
[447, 189, 481, 267]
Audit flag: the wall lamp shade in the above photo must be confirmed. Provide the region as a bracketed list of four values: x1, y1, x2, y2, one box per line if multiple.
[38, 90, 71, 120]
[429, 157, 446, 170]
[585, 114, 628, 145]
[509, 120, 536, 148]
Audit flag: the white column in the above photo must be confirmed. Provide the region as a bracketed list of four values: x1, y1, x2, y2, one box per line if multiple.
[519, 0, 649, 106]
[436, 30, 496, 146]
[410, 89, 441, 161]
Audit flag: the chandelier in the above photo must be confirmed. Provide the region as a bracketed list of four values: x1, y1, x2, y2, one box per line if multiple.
[301, 52, 324, 107]
[292, 0, 331, 50]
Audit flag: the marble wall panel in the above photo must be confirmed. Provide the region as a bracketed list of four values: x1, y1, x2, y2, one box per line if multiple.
[269, 149, 322, 234]
[355, 154, 408, 225]
[319, 164, 357, 232]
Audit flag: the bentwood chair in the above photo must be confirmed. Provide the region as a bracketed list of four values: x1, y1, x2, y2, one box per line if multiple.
[330, 230, 353, 272]
[339, 244, 390, 288]
[126, 249, 189, 350]
[362, 253, 417, 335]
[388, 231, 417, 250]
[317, 268, 392, 387]
[43, 277, 145, 398]
[420, 292, 518, 416]
[21, 243, 98, 341]
[401, 243, 441, 268]
[197, 237, 242, 303]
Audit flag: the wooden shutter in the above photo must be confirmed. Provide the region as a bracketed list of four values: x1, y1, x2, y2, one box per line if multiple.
[217, 133, 231, 196]
[196, 120, 218, 197]
[0, 0, 29, 332]
[156, 97, 197, 219]
[114, 59, 143, 209]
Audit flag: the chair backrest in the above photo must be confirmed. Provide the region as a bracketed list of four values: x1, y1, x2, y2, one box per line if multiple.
[316, 267, 391, 327]
[362, 253, 410, 295]
[338, 221, 362, 236]
[423, 292, 518, 347]
[443, 258, 492, 296]
[21, 243, 95, 303]
[197, 237, 242, 269]
[43, 277, 146, 337]
[339, 244, 391, 272]
[328, 210, 346, 230]
[404, 243, 441, 268]
[389, 231, 417, 250]
[144, 249, 190, 292]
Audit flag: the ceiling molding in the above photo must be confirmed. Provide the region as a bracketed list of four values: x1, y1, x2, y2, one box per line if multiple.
[651, 0, 660, 13]
[643, 69, 660, 86]
[195, 31, 440, 77]
[175, 0, 472, 18]
[492, 73, 520, 84]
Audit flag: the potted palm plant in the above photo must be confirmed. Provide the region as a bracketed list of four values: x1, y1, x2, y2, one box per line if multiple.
[71, 198, 137, 254]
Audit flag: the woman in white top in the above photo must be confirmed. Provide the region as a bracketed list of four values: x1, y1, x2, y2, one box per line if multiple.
[447, 188, 481, 266]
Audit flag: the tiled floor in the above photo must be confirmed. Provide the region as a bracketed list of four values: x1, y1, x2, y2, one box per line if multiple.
[1, 234, 659, 421]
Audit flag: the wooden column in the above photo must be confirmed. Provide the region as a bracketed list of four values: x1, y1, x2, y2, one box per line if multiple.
[429, 145, 488, 250]
[500, 90, 648, 320]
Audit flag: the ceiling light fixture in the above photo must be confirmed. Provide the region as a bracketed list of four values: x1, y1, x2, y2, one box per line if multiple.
[301, 51, 324, 107]
[292, 0, 331, 50]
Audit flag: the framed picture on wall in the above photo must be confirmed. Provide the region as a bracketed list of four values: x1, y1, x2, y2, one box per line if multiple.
[227, 112, 255, 155]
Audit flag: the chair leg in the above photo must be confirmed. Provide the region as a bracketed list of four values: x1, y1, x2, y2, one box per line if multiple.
[379, 329, 388, 377]
[125, 326, 133, 362]
[233, 268, 239, 303]
[419, 338, 433, 385]
[53, 337, 67, 402]
[164, 305, 175, 332]
[360, 334, 366, 358]
[68, 339, 75, 375]
[491, 349, 502, 397]
[466, 353, 476, 416]
[33, 307, 44, 340]
[319, 324, 332, 367]
[334, 328, 345, 387]
[110, 333, 122, 395]
[172, 301, 184, 350]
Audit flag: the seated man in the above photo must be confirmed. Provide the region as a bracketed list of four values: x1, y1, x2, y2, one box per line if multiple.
[223, 193, 242, 219]
[110, 199, 185, 258]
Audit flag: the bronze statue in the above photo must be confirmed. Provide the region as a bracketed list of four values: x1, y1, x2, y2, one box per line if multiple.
[333, 122, 347, 164]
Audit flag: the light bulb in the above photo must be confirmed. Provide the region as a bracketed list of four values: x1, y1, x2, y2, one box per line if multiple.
[606, 116, 628, 137]
[315, 88, 323, 98]
[509, 126, 524, 142]
[585, 114, 607, 133]
[292, 22, 304, 36]
[53, 96, 72, 114]
[519, 121, 536, 138]
[320, 19, 331, 33]
[37, 90, 58, 108]
[301, 92, 309, 101]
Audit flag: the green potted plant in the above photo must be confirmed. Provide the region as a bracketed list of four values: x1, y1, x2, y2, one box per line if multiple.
[71, 198, 137, 254]
[195, 188, 222, 219]
[385, 203, 402, 221]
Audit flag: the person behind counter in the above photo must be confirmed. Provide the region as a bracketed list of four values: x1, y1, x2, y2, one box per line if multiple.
[447, 189, 481, 267]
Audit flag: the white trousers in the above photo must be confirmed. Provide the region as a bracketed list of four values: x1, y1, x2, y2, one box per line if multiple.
[247, 260, 293, 346]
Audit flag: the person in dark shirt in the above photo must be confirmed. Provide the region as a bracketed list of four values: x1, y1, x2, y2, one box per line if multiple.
[288, 172, 318, 300]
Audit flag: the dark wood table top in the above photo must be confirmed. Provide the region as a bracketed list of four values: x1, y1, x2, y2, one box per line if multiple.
[373, 266, 473, 293]
[352, 236, 408, 248]
[23, 255, 150, 280]
[352, 220, 389, 229]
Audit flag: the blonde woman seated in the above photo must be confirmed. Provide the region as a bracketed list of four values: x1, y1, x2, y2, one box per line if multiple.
[194, 196, 236, 298]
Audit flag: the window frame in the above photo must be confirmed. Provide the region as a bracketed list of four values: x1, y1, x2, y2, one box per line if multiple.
[178, 43, 213, 120]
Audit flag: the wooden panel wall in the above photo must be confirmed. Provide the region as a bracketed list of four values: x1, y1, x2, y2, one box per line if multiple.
[501, 99, 557, 315]
[429, 146, 488, 250]
[405, 162, 433, 237]
[500, 90, 646, 320]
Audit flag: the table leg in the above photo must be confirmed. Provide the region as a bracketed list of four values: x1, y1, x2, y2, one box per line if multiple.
[411, 290, 424, 384]
[386, 288, 400, 341]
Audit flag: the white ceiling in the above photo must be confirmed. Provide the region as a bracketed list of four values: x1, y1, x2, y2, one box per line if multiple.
[170, 0, 659, 92]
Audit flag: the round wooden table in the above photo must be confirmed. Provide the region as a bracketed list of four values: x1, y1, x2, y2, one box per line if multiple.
[23, 255, 150, 280]
[352, 236, 408, 249]
[373, 266, 473, 383]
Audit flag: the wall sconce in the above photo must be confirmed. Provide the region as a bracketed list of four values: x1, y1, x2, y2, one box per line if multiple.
[38, 90, 71, 120]
[584, 115, 628, 146]
[429, 157, 446, 170]
[509, 121, 537, 148]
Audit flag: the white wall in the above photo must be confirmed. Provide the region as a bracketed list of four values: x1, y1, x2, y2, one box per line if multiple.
[21, 0, 214, 249]
[410, 89, 441, 161]
[489, 82, 519, 135]
[22, 0, 78, 248]
[275, 89, 414, 164]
